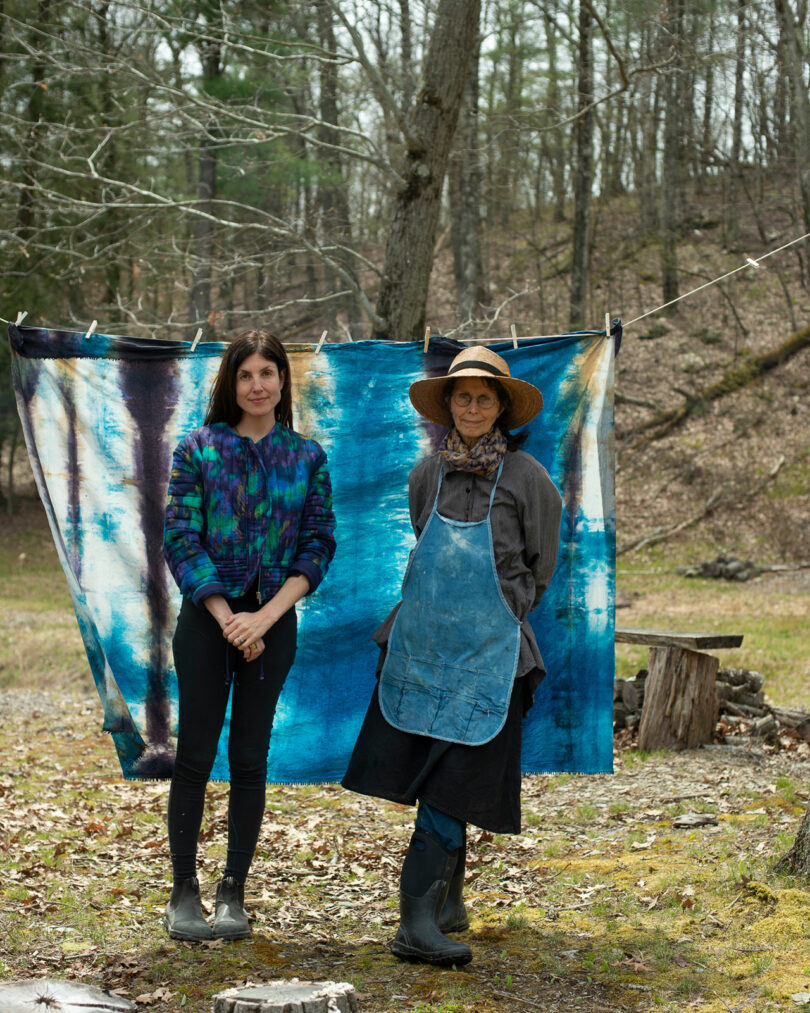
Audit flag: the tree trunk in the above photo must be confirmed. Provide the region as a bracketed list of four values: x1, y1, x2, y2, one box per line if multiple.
[569, 0, 593, 330]
[659, 0, 683, 309]
[316, 0, 364, 336]
[774, 0, 810, 281]
[725, 0, 745, 250]
[96, 1, 121, 308]
[697, 8, 715, 192]
[543, 4, 567, 223]
[491, 17, 522, 229]
[449, 36, 486, 333]
[773, 27, 790, 162]
[0, 0, 6, 88]
[776, 802, 810, 876]
[189, 37, 222, 334]
[398, 0, 416, 112]
[636, 25, 660, 235]
[627, 320, 810, 446]
[12, 0, 51, 289]
[373, 0, 481, 341]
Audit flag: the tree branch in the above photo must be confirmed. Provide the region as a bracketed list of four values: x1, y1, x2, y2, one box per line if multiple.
[327, 0, 420, 151]
[526, 53, 676, 134]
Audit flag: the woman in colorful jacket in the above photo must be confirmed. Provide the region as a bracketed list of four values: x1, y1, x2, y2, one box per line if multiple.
[162, 329, 336, 942]
[342, 346, 561, 967]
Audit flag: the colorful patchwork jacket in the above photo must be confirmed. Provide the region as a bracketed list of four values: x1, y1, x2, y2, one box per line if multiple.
[163, 421, 336, 607]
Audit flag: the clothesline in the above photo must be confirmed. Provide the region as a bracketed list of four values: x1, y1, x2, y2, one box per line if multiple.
[622, 227, 810, 328]
[5, 227, 810, 340]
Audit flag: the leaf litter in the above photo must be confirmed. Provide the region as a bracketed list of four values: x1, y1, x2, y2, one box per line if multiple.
[3, 687, 810, 1012]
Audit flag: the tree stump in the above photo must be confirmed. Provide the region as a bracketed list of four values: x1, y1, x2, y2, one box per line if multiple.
[637, 645, 718, 751]
[0, 980, 135, 1013]
[212, 980, 358, 1013]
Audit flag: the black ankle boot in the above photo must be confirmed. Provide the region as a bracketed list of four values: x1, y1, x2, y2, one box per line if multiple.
[164, 877, 212, 941]
[212, 875, 251, 940]
[390, 829, 472, 967]
[439, 828, 470, 934]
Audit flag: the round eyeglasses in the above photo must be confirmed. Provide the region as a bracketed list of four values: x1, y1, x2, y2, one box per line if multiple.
[451, 391, 498, 410]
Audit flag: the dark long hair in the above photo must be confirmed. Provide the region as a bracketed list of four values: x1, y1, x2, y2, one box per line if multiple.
[204, 329, 293, 429]
[443, 376, 529, 450]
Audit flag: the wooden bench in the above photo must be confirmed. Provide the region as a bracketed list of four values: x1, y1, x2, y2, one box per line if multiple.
[615, 627, 744, 751]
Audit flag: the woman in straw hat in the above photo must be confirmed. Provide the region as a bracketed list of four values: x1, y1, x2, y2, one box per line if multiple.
[342, 346, 562, 966]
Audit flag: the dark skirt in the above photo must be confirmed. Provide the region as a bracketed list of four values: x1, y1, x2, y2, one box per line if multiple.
[341, 672, 526, 835]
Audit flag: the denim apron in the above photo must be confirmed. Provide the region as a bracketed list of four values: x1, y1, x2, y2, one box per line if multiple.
[379, 459, 521, 746]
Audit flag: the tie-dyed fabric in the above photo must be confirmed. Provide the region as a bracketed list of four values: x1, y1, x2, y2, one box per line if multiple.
[9, 323, 617, 781]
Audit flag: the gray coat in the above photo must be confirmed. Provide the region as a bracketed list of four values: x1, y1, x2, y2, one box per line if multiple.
[373, 449, 563, 702]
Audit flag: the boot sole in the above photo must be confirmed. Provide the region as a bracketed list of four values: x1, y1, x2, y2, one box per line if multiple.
[212, 927, 252, 941]
[390, 940, 472, 967]
[163, 916, 212, 942]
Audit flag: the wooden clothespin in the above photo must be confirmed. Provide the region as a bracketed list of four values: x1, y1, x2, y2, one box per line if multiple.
[605, 312, 611, 337]
[190, 328, 203, 352]
[315, 329, 328, 354]
[510, 323, 519, 349]
[85, 319, 98, 339]
[423, 325, 430, 354]
[15, 311, 28, 325]
[745, 257, 760, 269]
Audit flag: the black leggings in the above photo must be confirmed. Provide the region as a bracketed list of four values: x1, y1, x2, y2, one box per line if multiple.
[167, 592, 297, 883]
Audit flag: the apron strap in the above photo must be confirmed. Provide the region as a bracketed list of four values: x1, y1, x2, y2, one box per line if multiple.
[487, 457, 505, 517]
[432, 463, 445, 509]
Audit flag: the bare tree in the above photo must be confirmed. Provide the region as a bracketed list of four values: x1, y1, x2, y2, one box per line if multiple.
[189, 25, 223, 334]
[371, 0, 481, 340]
[660, 0, 684, 309]
[569, 0, 594, 330]
[725, 0, 746, 250]
[0, 0, 802, 347]
[774, 0, 810, 282]
[316, 0, 363, 335]
[448, 36, 486, 333]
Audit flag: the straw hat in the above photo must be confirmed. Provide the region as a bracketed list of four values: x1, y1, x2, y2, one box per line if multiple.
[409, 346, 543, 429]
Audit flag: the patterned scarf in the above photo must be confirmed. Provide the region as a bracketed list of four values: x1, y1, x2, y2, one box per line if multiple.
[439, 426, 507, 475]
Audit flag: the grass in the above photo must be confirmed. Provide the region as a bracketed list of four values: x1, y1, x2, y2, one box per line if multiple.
[616, 547, 810, 707]
[0, 506, 86, 692]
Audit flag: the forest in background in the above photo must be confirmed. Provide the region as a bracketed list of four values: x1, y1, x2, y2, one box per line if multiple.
[1, 0, 810, 555]
[4, 0, 809, 337]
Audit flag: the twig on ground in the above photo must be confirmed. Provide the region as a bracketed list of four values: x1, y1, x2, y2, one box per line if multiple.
[617, 487, 725, 556]
[617, 455, 785, 556]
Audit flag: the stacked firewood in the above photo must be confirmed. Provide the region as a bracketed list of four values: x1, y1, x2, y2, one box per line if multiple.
[614, 667, 810, 743]
[676, 555, 762, 581]
[613, 672, 647, 731]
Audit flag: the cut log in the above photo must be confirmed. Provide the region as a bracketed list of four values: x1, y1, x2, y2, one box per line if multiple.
[771, 707, 810, 741]
[212, 981, 358, 1013]
[621, 680, 639, 711]
[638, 646, 718, 751]
[0, 980, 135, 1013]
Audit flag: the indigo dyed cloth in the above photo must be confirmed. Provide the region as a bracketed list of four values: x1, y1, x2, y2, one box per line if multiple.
[9, 323, 616, 781]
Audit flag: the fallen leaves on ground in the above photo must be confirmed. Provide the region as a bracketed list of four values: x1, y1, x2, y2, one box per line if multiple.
[3, 687, 810, 1013]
